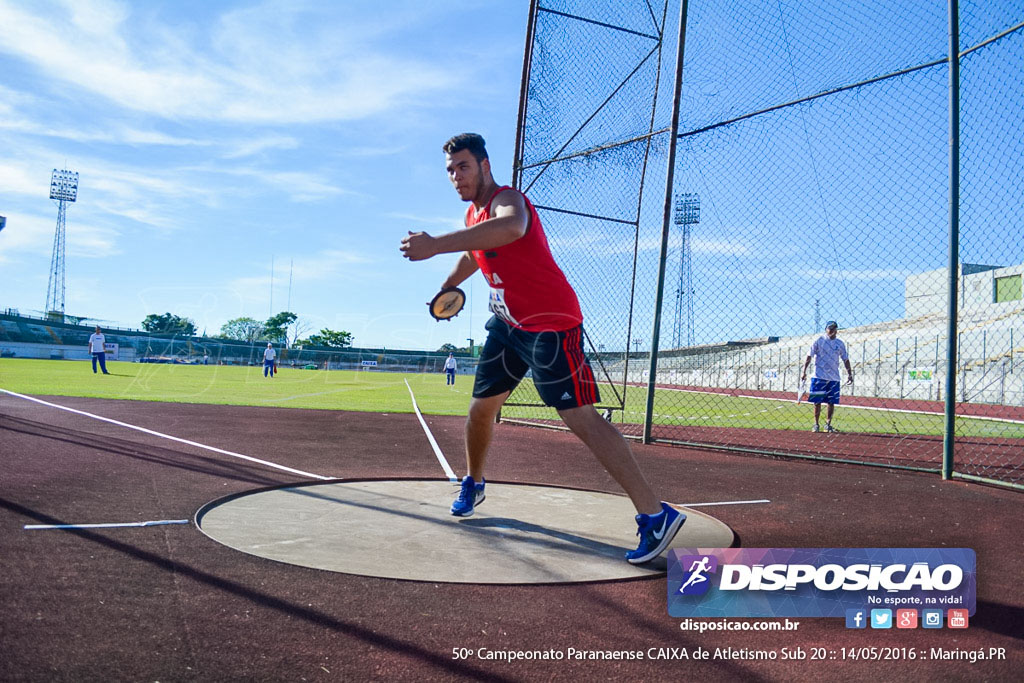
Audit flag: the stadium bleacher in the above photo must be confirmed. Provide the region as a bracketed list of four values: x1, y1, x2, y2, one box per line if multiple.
[608, 304, 1024, 406]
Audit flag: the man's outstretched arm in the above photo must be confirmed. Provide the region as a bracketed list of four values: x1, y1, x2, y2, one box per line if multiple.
[400, 190, 528, 261]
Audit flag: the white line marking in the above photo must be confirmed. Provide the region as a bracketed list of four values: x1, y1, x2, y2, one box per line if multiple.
[0, 388, 331, 481]
[404, 379, 458, 482]
[674, 499, 771, 508]
[25, 519, 190, 530]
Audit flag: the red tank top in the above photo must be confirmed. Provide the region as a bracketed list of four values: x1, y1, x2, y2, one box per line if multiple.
[467, 186, 583, 332]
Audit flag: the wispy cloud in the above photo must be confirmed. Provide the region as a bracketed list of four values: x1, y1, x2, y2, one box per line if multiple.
[0, 0, 460, 124]
[800, 268, 912, 281]
[227, 248, 373, 293]
[221, 135, 300, 159]
[208, 166, 349, 202]
[0, 160, 45, 197]
[0, 117, 210, 147]
[549, 232, 751, 257]
[0, 211, 119, 260]
[386, 212, 464, 232]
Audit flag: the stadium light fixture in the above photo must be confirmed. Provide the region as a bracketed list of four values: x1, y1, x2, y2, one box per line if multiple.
[674, 193, 699, 225]
[49, 169, 79, 203]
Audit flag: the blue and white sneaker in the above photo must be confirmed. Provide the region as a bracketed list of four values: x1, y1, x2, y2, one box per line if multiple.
[450, 475, 486, 517]
[625, 502, 686, 564]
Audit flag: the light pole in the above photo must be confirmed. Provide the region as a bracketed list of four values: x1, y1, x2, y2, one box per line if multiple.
[673, 193, 699, 348]
[45, 169, 79, 322]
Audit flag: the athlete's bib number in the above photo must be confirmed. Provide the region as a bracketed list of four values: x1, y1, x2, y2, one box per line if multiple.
[488, 287, 519, 326]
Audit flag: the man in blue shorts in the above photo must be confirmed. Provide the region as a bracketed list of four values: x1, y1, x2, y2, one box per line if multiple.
[444, 352, 457, 386]
[801, 321, 854, 432]
[400, 133, 684, 564]
[263, 342, 277, 378]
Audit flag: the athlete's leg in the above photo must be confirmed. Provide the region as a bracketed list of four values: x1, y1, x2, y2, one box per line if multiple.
[558, 405, 661, 516]
[826, 403, 835, 421]
[465, 391, 509, 481]
[813, 403, 822, 424]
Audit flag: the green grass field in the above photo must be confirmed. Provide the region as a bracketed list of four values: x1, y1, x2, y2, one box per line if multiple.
[0, 358, 473, 415]
[2, 358, 1022, 438]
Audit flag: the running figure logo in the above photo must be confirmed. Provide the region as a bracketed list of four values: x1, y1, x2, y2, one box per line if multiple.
[677, 555, 717, 595]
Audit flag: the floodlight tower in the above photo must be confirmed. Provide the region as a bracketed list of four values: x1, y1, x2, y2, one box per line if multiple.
[45, 169, 79, 321]
[672, 193, 699, 348]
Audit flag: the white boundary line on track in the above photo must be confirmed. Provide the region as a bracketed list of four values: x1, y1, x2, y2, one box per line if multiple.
[404, 379, 458, 483]
[0, 388, 331, 481]
[674, 499, 771, 508]
[25, 519, 190, 530]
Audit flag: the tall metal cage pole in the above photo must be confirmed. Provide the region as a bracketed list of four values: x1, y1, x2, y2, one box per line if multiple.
[644, 0, 690, 443]
[45, 168, 79, 322]
[512, 0, 540, 189]
[942, 0, 960, 480]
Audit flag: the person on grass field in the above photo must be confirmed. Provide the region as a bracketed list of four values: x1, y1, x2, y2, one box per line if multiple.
[87, 325, 110, 375]
[444, 352, 457, 386]
[801, 320, 854, 433]
[263, 342, 277, 378]
[400, 133, 684, 564]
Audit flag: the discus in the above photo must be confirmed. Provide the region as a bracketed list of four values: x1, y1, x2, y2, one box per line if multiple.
[429, 287, 466, 321]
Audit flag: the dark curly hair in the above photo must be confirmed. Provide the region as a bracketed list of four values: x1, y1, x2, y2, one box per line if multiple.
[442, 133, 488, 162]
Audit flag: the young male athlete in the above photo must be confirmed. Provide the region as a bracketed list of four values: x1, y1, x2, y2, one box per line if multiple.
[801, 320, 854, 432]
[400, 133, 684, 564]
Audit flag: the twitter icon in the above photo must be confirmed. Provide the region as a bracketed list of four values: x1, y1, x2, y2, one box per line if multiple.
[870, 609, 893, 629]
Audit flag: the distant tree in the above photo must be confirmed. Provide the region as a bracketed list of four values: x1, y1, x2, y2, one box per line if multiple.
[437, 343, 458, 353]
[263, 311, 298, 344]
[220, 317, 265, 342]
[142, 312, 197, 336]
[288, 319, 313, 348]
[299, 328, 353, 348]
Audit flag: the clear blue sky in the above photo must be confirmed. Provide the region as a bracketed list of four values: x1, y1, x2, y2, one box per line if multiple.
[0, 0, 528, 350]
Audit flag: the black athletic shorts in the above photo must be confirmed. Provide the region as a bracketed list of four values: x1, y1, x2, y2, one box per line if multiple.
[472, 316, 600, 410]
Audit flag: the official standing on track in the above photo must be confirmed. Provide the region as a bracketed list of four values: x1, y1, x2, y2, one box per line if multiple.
[400, 133, 685, 564]
[87, 326, 110, 375]
[801, 320, 853, 433]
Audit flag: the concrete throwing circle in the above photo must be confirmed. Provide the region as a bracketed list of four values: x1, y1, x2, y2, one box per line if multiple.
[196, 479, 735, 584]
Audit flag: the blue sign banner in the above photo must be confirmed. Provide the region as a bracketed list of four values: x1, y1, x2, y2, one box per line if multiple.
[667, 548, 976, 618]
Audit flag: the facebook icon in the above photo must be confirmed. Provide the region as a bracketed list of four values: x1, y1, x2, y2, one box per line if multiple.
[845, 608, 867, 629]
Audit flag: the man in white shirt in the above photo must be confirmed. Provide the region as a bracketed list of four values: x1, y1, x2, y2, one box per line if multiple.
[801, 320, 853, 432]
[263, 343, 277, 378]
[87, 326, 110, 375]
[444, 352, 457, 386]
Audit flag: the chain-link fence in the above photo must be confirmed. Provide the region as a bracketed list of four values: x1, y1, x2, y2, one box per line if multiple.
[507, 0, 1024, 489]
[0, 312, 477, 374]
